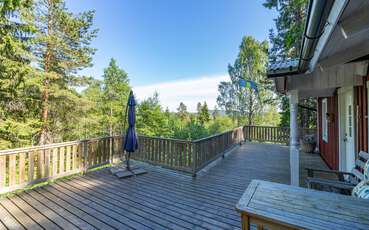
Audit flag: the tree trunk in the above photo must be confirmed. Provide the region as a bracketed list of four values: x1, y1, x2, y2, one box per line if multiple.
[110, 103, 113, 136]
[39, 0, 53, 145]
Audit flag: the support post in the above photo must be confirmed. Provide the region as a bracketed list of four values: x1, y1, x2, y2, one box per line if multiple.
[289, 90, 299, 186]
[82, 140, 89, 173]
[192, 142, 198, 177]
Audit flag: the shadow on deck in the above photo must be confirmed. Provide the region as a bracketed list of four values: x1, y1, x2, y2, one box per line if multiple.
[0, 142, 328, 230]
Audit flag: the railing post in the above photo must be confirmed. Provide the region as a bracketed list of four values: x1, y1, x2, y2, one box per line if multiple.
[109, 136, 113, 164]
[82, 140, 89, 173]
[192, 142, 198, 177]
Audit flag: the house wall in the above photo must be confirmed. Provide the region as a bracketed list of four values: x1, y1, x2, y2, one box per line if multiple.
[318, 94, 339, 169]
[354, 76, 369, 154]
[317, 75, 369, 170]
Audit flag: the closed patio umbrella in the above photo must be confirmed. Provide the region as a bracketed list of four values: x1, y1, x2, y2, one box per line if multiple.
[123, 91, 138, 170]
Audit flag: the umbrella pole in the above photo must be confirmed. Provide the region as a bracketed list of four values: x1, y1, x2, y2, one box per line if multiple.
[126, 152, 131, 171]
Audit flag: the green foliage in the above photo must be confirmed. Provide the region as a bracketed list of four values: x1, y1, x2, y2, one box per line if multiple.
[0, 0, 39, 148]
[102, 58, 130, 135]
[31, 0, 98, 144]
[0, 1, 290, 150]
[217, 36, 275, 126]
[254, 105, 281, 126]
[208, 116, 234, 134]
[79, 58, 131, 139]
[177, 102, 189, 121]
[263, 0, 308, 60]
[197, 102, 211, 125]
[264, 0, 316, 128]
[136, 92, 172, 137]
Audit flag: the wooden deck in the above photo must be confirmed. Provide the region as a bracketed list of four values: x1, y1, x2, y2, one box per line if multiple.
[0, 142, 327, 230]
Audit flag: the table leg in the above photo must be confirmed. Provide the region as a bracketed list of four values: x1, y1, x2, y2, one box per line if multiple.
[242, 214, 250, 230]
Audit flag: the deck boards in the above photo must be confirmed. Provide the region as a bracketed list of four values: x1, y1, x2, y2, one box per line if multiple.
[0, 143, 327, 230]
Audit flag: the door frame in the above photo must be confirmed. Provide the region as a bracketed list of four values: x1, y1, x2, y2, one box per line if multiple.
[338, 86, 355, 172]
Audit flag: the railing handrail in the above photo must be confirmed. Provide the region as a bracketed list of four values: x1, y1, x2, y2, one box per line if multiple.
[244, 125, 316, 129]
[0, 125, 316, 194]
[0, 125, 317, 155]
[0, 128, 241, 155]
[0, 140, 84, 156]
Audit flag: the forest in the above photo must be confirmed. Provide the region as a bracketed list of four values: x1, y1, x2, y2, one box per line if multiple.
[0, 0, 312, 149]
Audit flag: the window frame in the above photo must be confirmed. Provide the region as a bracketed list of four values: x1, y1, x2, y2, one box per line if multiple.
[322, 98, 328, 143]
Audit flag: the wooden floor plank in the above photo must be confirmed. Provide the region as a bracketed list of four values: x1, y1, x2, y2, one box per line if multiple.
[41, 185, 138, 230]
[0, 219, 7, 230]
[0, 198, 43, 230]
[64, 177, 227, 230]
[59, 179, 197, 230]
[0, 202, 25, 230]
[34, 188, 119, 230]
[81, 173, 240, 228]
[52, 182, 178, 230]
[0, 143, 330, 230]
[24, 190, 97, 230]
[18, 191, 79, 230]
[87, 172, 240, 218]
[9, 195, 60, 230]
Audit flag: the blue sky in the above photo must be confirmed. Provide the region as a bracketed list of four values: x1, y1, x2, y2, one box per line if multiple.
[66, 0, 277, 111]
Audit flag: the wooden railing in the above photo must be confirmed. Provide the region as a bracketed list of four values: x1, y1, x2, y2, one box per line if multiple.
[0, 137, 115, 194]
[0, 127, 244, 194]
[243, 126, 316, 144]
[0, 125, 315, 194]
[192, 127, 244, 174]
[132, 135, 193, 173]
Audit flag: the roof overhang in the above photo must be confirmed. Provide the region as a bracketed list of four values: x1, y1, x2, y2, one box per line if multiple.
[269, 0, 369, 95]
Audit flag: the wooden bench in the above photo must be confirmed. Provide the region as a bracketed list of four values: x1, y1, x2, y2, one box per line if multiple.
[306, 151, 369, 194]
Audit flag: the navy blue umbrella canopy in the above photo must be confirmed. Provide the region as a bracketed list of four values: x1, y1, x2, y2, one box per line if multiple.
[123, 91, 138, 152]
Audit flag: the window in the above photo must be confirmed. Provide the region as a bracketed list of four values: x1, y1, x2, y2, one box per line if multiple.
[322, 98, 328, 142]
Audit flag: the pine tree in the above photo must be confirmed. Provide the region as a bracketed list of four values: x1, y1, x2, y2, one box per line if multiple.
[263, 0, 308, 61]
[31, 0, 98, 144]
[102, 58, 130, 135]
[198, 102, 210, 125]
[0, 0, 39, 148]
[264, 0, 316, 128]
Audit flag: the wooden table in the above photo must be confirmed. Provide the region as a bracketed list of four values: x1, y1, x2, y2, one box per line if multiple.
[236, 180, 369, 230]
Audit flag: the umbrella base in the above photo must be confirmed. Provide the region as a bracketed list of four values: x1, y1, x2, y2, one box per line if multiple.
[110, 166, 147, 179]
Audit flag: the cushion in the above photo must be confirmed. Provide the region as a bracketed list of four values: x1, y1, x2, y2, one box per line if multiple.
[352, 180, 369, 199]
[364, 159, 369, 181]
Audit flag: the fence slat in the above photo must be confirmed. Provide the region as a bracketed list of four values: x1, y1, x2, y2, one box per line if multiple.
[19, 152, 26, 184]
[52, 148, 58, 176]
[0, 156, 5, 188]
[28, 151, 35, 183]
[37, 150, 44, 179]
[66, 145, 71, 172]
[9, 154, 16, 186]
[59, 146, 65, 174]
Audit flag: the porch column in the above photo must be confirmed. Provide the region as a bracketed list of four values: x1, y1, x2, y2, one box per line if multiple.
[289, 90, 299, 186]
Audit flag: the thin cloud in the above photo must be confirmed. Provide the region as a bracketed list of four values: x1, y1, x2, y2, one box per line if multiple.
[133, 75, 229, 112]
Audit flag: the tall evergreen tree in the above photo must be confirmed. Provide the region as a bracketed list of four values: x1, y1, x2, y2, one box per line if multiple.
[0, 0, 39, 148]
[264, 0, 316, 128]
[32, 0, 97, 144]
[102, 58, 130, 135]
[263, 0, 308, 61]
[198, 102, 210, 125]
